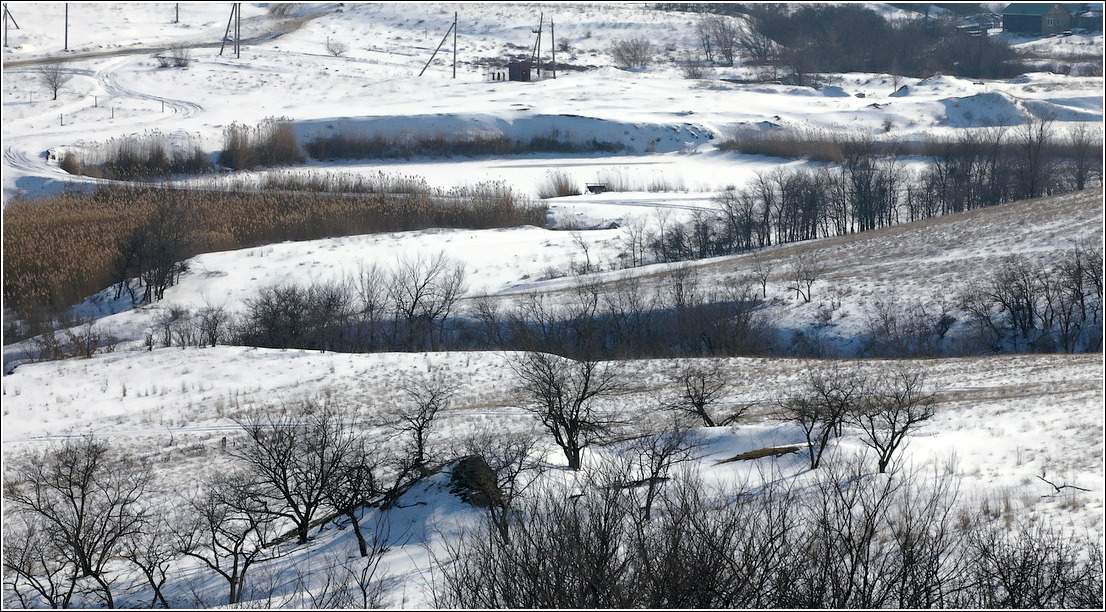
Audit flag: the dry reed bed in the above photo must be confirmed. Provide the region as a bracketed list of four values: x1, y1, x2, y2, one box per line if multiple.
[3, 182, 545, 319]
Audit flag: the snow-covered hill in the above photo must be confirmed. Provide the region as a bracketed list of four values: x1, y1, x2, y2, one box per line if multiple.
[2, 3, 1103, 609]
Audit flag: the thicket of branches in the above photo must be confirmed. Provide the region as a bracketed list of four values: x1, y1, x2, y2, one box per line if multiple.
[132, 260, 776, 360]
[115, 236, 1101, 366]
[666, 3, 1028, 80]
[437, 458, 1103, 609]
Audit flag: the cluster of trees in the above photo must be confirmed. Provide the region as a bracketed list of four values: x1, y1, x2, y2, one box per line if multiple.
[711, 122, 1099, 254]
[958, 244, 1104, 354]
[133, 254, 775, 361]
[438, 456, 1103, 609]
[112, 236, 1101, 369]
[2, 383, 461, 608]
[666, 3, 1026, 80]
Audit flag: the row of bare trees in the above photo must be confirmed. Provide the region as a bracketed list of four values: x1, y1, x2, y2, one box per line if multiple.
[652, 125, 1100, 268]
[132, 239, 1099, 367]
[437, 455, 1103, 608]
[141, 256, 775, 360]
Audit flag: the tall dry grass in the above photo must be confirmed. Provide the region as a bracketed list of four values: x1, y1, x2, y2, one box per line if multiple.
[218, 117, 305, 170]
[3, 180, 545, 321]
[59, 131, 210, 180]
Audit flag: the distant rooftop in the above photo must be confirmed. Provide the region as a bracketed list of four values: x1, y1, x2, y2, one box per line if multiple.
[1002, 2, 1104, 15]
[1002, 3, 1068, 16]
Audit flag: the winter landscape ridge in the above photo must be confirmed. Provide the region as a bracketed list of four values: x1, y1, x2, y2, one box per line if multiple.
[1, 2, 1105, 609]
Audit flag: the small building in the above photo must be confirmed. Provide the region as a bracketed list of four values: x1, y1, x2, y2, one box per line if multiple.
[1001, 3, 1073, 35]
[508, 60, 532, 82]
[1071, 4, 1103, 31]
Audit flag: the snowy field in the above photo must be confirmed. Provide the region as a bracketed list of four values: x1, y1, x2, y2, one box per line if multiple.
[2, 2, 1104, 609]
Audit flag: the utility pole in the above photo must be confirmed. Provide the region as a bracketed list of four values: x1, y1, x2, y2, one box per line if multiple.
[3, 3, 22, 48]
[550, 17, 556, 79]
[174, 3, 179, 24]
[64, 3, 68, 51]
[418, 13, 457, 78]
[220, 3, 240, 58]
[531, 12, 543, 78]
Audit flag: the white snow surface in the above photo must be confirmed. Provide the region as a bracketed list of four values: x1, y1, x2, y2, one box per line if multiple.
[2, 2, 1104, 609]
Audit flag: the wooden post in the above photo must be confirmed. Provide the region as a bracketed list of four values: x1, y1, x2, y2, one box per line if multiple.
[550, 18, 556, 79]
[220, 4, 233, 56]
[64, 3, 68, 51]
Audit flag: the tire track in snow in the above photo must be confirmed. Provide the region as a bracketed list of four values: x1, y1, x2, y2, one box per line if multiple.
[3, 59, 203, 194]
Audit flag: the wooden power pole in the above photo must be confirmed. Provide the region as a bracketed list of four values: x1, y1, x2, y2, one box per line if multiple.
[419, 12, 457, 78]
[3, 3, 22, 48]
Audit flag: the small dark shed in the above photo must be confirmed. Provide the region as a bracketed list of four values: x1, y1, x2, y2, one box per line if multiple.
[1072, 5, 1103, 31]
[1002, 3, 1073, 34]
[508, 60, 532, 82]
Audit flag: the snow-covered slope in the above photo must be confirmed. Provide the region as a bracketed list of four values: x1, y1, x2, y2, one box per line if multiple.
[2, 3, 1103, 609]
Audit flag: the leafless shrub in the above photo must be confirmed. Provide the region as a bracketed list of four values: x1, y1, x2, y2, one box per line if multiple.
[609, 35, 654, 70]
[170, 45, 192, 68]
[325, 38, 350, 57]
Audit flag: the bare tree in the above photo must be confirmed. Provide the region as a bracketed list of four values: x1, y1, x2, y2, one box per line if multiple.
[665, 361, 744, 427]
[121, 515, 177, 609]
[781, 365, 860, 469]
[231, 399, 358, 545]
[1065, 123, 1103, 191]
[395, 374, 458, 476]
[850, 367, 937, 473]
[621, 420, 697, 521]
[174, 472, 288, 606]
[510, 352, 625, 470]
[618, 214, 650, 268]
[3, 515, 78, 609]
[457, 429, 546, 542]
[3, 435, 149, 609]
[197, 300, 229, 347]
[354, 262, 391, 350]
[1015, 114, 1056, 200]
[750, 251, 773, 298]
[708, 16, 741, 67]
[389, 252, 466, 350]
[694, 15, 715, 63]
[37, 63, 72, 101]
[737, 21, 776, 66]
[321, 439, 381, 558]
[789, 250, 824, 303]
